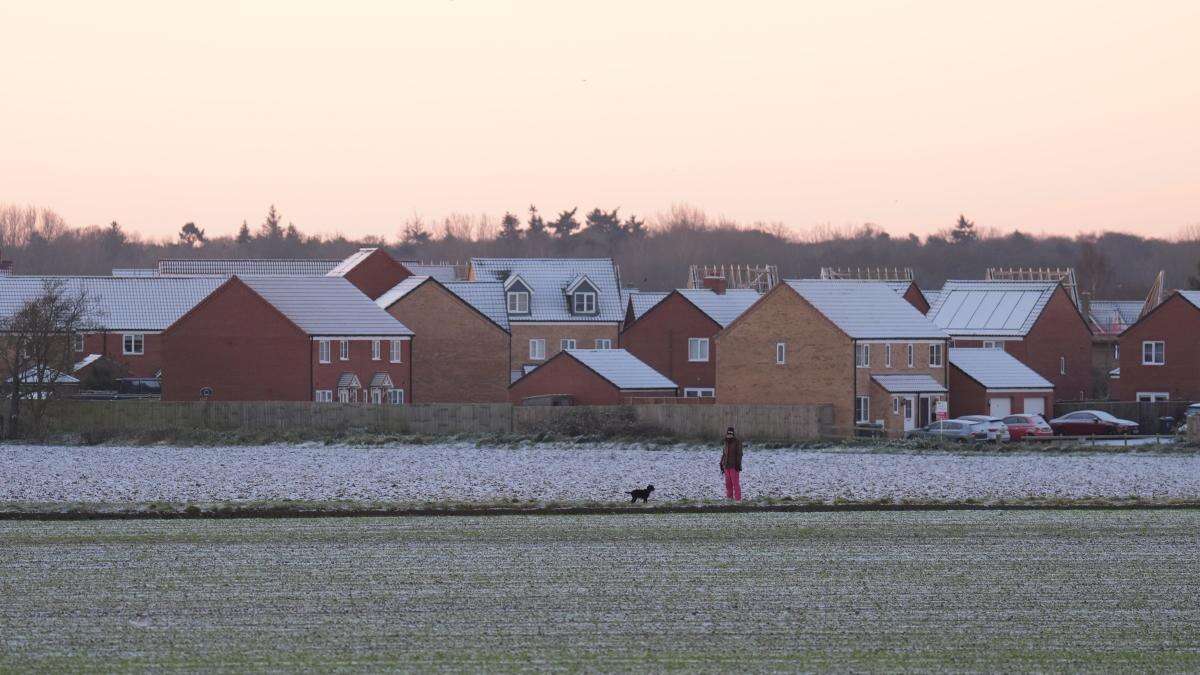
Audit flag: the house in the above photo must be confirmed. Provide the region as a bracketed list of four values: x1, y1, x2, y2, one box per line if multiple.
[715, 280, 950, 435]
[508, 349, 677, 405]
[1112, 291, 1200, 402]
[162, 276, 413, 402]
[948, 347, 1054, 418]
[0, 276, 224, 378]
[1087, 299, 1145, 397]
[927, 280, 1093, 401]
[620, 280, 759, 398]
[623, 291, 669, 326]
[324, 248, 414, 301]
[376, 275, 511, 403]
[468, 258, 623, 381]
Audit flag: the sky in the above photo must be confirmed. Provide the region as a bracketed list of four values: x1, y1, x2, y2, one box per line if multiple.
[1, 0, 1198, 241]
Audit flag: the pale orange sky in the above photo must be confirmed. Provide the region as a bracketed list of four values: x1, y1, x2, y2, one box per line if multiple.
[2, 1, 1198, 241]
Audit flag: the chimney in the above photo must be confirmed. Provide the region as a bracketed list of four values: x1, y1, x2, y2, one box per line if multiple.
[702, 275, 727, 295]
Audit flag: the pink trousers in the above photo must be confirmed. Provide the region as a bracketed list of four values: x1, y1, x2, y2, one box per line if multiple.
[724, 468, 742, 501]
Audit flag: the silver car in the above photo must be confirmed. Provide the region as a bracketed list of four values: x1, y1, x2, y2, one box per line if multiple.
[907, 419, 990, 442]
[957, 415, 1012, 442]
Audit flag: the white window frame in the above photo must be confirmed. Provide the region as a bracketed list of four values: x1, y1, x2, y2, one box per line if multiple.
[339, 339, 349, 361]
[560, 338, 576, 351]
[855, 343, 870, 368]
[775, 342, 786, 365]
[1142, 341, 1165, 366]
[688, 337, 710, 362]
[1136, 392, 1169, 403]
[371, 340, 381, 361]
[594, 339, 612, 349]
[928, 343, 944, 368]
[573, 291, 596, 314]
[389, 339, 402, 363]
[122, 333, 145, 356]
[319, 339, 331, 364]
[1113, 343, 1120, 360]
[885, 344, 892, 368]
[314, 389, 333, 403]
[1059, 356, 1066, 375]
[506, 291, 529, 314]
[389, 388, 405, 405]
[72, 333, 85, 352]
[337, 388, 350, 403]
[529, 338, 546, 360]
[982, 340, 1001, 350]
[906, 343, 914, 368]
[855, 396, 870, 423]
[683, 387, 715, 398]
[892, 396, 900, 414]
[370, 388, 382, 405]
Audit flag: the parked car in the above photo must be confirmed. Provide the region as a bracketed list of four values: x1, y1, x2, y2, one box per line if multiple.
[907, 419, 990, 442]
[1048, 410, 1139, 436]
[957, 415, 1012, 442]
[1001, 414, 1053, 441]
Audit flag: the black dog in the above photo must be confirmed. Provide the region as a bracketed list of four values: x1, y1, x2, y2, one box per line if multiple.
[626, 484, 655, 503]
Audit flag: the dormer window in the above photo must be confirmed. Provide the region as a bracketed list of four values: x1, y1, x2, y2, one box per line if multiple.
[573, 291, 596, 314]
[504, 276, 532, 315]
[565, 275, 599, 315]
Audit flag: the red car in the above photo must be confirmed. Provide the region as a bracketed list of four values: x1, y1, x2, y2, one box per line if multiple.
[1001, 414, 1053, 441]
[1048, 410, 1139, 436]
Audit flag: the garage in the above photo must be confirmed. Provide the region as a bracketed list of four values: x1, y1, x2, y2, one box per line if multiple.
[988, 397, 1012, 417]
[949, 348, 1055, 419]
[1023, 397, 1046, 416]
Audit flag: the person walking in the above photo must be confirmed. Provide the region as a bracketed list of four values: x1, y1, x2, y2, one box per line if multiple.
[720, 427, 743, 501]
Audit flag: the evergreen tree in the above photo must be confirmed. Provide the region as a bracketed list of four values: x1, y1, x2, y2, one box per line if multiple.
[284, 222, 302, 242]
[101, 221, 126, 259]
[235, 220, 252, 244]
[401, 219, 432, 246]
[498, 212, 522, 241]
[622, 214, 647, 239]
[178, 222, 206, 247]
[549, 207, 580, 239]
[526, 205, 547, 237]
[258, 205, 284, 240]
[951, 214, 978, 244]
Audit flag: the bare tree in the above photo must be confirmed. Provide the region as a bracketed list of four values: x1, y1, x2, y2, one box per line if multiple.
[0, 281, 94, 438]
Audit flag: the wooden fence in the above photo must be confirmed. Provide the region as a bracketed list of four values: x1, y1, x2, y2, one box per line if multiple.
[33, 400, 836, 442]
[1052, 400, 1192, 434]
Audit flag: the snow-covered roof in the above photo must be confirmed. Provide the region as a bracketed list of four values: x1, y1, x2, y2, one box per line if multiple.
[373, 276, 427, 309]
[1175, 291, 1200, 312]
[0, 276, 225, 331]
[375, 276, 509, 331]
[1088, 300, 1144, 335]
[325, 248, 379, 277]
[628, 292, 669, 320]
[469, 258, 622, 322]
[565, 349, 677, 390]
[783, 280, 947, 339]
[921, 288, 942, 308]
[156, 259, 341, 276]
[871, 374, 947, 393]
[337, 373, 361, 388]
[927, 280, 1059, 337]
[402, 263, 459, 282]
[238, 276, 412, 336]
[368, 372, 393, 388]
[949, 348, 1053, 390]
[7, 367, 79, 385]
[111, 268, 156, 277]
[73, 353, 103, 371]
[676, 289, 761, 327]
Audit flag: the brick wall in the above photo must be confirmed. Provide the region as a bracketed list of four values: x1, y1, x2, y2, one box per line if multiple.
[947, 365, 1053, 417]
[1114, 293, 1200, 401]
[510, 323, 620, 373]
[74, 332, 163, 378]
[386, 281, 510, 403]
[903, 284, 930, 314]
[508, 352, 625, 404]
[1012, 287, 1093, 401]
[619, 293, 721, 390]
[340, 249, 411, 300]
[311, 337, 411, 402]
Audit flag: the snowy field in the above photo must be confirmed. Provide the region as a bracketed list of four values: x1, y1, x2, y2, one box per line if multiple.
[2, 511, 1199, 671]
[2, 442, 1200, 508]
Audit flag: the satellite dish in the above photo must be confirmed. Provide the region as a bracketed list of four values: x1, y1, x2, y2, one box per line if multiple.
[200, 387, 213, 399]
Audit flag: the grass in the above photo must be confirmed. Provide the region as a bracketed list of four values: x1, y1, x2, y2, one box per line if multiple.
[3, 510, 1200, 671]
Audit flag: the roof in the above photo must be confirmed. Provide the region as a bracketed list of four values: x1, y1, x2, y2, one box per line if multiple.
[949, 348, 1054, 390]
[1175, 291, 1200, 312]
[0, 276, 225, 331]
[871, 374, 947, 394]
[237, 276, 412, 336]
[921, 288, 942, 307]
[337, 373, 361, 388]
[469, 258, 622, 322]
[1088, 300, 1144, 335]
[375, 276, 509, 331]
[325, 248, 378, 277]
[7, 367, 80, 385]
[628, 292, 669, 320]
[156, 259, 341, 276]
[73, 354, 103, 371]
[111, 268, 156, 277]
[676, 289, 761, 327]
[927, 280, 1059, 337]
[368, 372, 393, 388]
[402, 263, 460, 282]
[783, 280, 947, 339]
[565, 349, 677, 390]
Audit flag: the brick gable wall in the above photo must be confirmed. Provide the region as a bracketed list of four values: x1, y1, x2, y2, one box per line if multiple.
[1114, 293, 1200, 401]
[619, 293, 721, 390]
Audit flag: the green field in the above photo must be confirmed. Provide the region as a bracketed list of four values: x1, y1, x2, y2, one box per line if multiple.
[2, 511, 1199, 672]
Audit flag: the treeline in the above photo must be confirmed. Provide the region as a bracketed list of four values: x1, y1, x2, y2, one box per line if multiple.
[1, 202, 1195, 298]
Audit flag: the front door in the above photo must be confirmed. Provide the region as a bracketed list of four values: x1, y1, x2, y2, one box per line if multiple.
[918, 396, 932, 427]
[903, 396, 916, 431]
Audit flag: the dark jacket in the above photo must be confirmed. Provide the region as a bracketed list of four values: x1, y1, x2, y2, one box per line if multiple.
[720, 437, 743, 472]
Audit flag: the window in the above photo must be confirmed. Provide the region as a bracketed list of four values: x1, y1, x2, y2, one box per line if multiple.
[319, 340, 331, 364]
[337, 388, 350, 403]
[982, 340, 1001, 350]
[389, 388, 405, 405]
[529, 339, 546, 360]
[122, 333, 144, 355]
[314, 390, 333, 403]
[892, 396, 900, 414]
[775, 342, 786, 365]
[855, 396, 870, 423]
[370, 388, 382, 405]
[339, 340, 349, 361]
[1137, 392, 1169, 402]
[1142, 341, 1165, 365]
[906, 344, 914, 368]
[560, 338, 576, 351]
[684, 388, 715, 398]
[688, 337, 710, 362]
[1113, 343, 1120, 360]
[573, 292, 596, 314]
[928, 343, 944, 367]
[347, 388, 358, 403]
[855, 343, 870, 368]
[371, 340, 381, 361]
[507, 291, 529, 314]
[885, 344, 892, 368]
[1059, 356, 1066, 375]
[594, 339, 612, 349]
[72, 333, 85, 352]
[390, 339, 402, 363]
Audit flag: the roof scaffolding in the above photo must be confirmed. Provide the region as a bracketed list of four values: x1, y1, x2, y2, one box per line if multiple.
[985, 267, 1080, 309]
[687, 264, 779, 293]
[819, 267, 914, 282]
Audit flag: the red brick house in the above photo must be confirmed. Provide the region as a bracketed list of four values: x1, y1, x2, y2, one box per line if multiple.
[716, 280, 950, 436]
[948, 347, 1054, 418]
[927, 280, 1093, 401]
[325, 248, 413, 301]
[376, 275, 511, 403]
[509, 348, 677, 405]
[620, 284, 759, 398]
[1112, 291, 1200, 402]
[162, 276, 413, 402]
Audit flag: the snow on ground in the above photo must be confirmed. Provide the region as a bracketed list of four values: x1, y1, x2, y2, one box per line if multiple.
[2, 442, 1199, 505]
